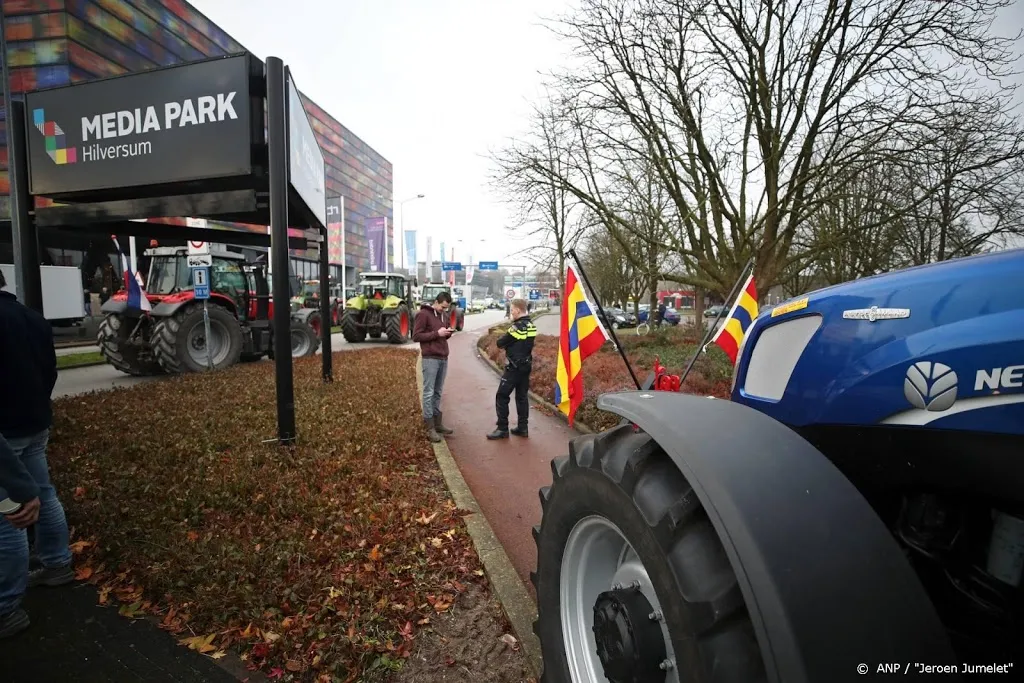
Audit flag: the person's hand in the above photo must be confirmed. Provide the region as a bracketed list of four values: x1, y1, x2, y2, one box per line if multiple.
[6, 498, 40, 529]
[438, 327, 452, 338]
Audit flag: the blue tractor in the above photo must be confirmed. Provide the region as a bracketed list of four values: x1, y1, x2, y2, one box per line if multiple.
[533, 248, 1024, 682]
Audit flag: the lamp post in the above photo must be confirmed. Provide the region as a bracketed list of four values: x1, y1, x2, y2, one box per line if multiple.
[398, 194, 425, 273]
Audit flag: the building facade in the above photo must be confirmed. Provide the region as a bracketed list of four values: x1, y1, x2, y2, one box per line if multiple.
[0, 0, 393, 292]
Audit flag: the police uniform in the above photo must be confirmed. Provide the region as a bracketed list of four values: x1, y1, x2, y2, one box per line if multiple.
[488, 315, 537, 438]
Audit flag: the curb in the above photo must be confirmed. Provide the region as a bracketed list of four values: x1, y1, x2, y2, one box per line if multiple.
[416, 354, 543, 679]
[474, 337, 597, 435]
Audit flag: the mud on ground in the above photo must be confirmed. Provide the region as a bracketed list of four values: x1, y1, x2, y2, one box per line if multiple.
[392, 584, 536, 683]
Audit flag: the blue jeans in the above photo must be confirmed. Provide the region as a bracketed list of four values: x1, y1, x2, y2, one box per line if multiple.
[0, 429, 72, 614]
[422, 358, 448, 419]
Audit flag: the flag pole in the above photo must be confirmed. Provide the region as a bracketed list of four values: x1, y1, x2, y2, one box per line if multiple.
[678, 256, 755, 386]
[566, 249, 641, 390]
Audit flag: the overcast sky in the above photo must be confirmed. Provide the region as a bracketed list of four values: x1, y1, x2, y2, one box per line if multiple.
[196, 1, 1024, 264]
[195, 0, 574, 268]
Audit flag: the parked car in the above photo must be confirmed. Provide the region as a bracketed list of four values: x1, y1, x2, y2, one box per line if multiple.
[599, 306, 636, 329]
[704, 304, 729, 318]
[468, 300, 486, 313]
[638, 306, 680, 325]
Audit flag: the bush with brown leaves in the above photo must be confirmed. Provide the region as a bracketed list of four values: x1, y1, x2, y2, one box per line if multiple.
[48, 350, 483, 682]
[480, 325, 734, 431]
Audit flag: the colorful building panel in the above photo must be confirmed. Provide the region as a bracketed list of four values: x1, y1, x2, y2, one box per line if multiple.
[1, 0, 393, 274]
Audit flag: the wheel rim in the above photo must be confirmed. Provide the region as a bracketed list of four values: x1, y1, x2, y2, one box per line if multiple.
[560, 515, 678, 683]
[186, 319, 232, 367]
[291, 328, 312, 356]
[311, 316, 322, 338]
[400, 311, 409, 337]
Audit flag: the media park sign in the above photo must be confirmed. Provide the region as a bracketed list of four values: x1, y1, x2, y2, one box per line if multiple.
[25, 55, 255, 198]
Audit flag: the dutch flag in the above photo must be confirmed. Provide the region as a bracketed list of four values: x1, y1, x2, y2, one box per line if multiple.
[111, 236, 151, 312]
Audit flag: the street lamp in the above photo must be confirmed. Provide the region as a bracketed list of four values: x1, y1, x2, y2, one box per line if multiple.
[398, 194, 425, 272]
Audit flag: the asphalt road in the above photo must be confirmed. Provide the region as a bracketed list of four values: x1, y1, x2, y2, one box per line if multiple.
[53, 309, 509, 399]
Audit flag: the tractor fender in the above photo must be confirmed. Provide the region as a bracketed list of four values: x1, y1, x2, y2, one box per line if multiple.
[151, 294, 236, 319]
[100, 299, 128, 315]
[291, 307, 319, 324]
[595, 390, 959, 683]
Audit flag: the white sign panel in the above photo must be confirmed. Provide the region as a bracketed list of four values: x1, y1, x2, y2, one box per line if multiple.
[287, 73, 327, 228]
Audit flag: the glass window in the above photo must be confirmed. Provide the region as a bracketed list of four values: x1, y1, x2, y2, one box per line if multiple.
[212, 258, 246, 298]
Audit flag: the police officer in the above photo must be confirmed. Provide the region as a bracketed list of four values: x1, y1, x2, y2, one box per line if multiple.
[487, 299, 537, 440]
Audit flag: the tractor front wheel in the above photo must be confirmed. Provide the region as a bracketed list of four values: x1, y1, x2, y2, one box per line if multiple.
[385, 305, 411, 344]
[97, 313, 163, 376]
[533, 424, 765, 683]
[290, 318, 319, 358]
[153, 304, 244, 374]
[341, 308, 366, 343]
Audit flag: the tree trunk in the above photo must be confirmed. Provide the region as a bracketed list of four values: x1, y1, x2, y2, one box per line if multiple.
[693, 286, 705, 330]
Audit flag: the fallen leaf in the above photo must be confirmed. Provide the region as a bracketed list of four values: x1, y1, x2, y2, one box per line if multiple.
[430, 537, 443, 548]
[187, 531, 199, 542]
[433, 600, 452, 612]
[75, 566, 94, 581]
[69, 540, 93, 554]
[369, 544, 381, 561]
[416, 511, 439, 525]
[501, 633, 520, 651]
[211, 651, 227, 660]
[285, 660, 302, 672]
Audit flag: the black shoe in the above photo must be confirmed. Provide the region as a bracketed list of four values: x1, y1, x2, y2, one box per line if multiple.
[0, 608, 29, 639]
[510, 426, 528, 437]
[486, 429, 509, 440]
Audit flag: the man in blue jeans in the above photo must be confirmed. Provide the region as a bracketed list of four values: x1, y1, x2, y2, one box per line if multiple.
[412, 291, 455, 443]
[0, 269, 73, 639]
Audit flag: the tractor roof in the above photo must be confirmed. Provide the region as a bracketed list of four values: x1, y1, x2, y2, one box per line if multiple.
[359, 271, 408, 280]
[144, 246, 244, 260]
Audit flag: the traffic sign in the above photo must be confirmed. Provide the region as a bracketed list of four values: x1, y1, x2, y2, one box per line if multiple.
[441, 261, 462, 272]
[505, 288, 516, 300]
[529, 288, 541, 301]
[188, 240, 212, 267]
[192, 266, 210, 300]
[478, 261, 498, 271]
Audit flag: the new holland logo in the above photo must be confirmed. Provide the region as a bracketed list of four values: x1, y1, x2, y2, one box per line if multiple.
[33, 109, 77, 165]
[904, 361, 958, 412]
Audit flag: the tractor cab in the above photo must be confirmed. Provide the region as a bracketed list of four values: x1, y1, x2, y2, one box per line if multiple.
[354, 272, 411, 304]
[142, 247, 259, 321]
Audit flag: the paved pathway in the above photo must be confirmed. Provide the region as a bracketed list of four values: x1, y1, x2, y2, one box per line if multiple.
[439, 320, 578, 599]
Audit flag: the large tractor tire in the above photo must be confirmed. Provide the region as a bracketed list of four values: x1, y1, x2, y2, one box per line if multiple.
[97, 313, 163, 376]
[290, 319, 319, 358]
[385, 304, 411, 344]
[341, 308, 366, 343]
[533, 424, 765, 683]
[152, 304, 244, 374]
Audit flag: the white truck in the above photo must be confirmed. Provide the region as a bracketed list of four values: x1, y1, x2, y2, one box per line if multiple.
[0, 264, 85, 326]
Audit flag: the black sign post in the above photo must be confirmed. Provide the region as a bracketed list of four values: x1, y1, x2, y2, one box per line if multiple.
[7, 100, 42, 314]
[267, 57, 297, 443]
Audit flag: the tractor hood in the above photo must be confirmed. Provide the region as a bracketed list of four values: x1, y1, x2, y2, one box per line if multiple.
[731, 248, 1024, 436]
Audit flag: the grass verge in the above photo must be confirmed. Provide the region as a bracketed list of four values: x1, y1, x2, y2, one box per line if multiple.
[56, 351, 105, 369]
[48, 350, 486, 682]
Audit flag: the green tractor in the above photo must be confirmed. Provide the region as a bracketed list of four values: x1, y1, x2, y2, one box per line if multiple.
[418, 282, 465, 331]
[340, 272, 414, 344]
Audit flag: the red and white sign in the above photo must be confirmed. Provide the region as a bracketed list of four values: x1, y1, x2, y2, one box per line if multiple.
[187, 240, 212, 267]
[505, 288, 516, 300]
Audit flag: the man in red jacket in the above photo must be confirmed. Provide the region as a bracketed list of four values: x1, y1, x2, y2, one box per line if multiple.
[412, 291, 455, 443]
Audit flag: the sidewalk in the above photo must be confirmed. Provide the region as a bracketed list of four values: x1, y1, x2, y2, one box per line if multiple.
[1, 583, 252, 682]
[440, 324, 578, 598]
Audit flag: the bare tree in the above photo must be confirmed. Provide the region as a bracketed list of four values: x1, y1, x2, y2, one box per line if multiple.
[521, 0, 1021, 297]
[488, 94, 589, 285]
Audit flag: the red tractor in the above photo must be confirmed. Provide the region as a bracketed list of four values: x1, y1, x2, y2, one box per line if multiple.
[98, 246, 321, 376]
